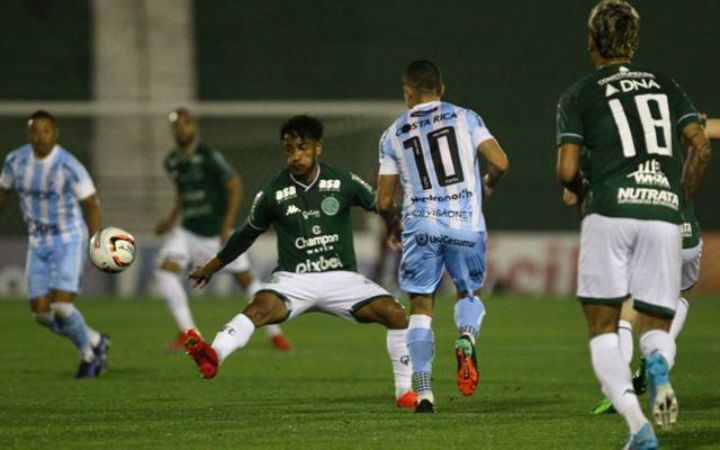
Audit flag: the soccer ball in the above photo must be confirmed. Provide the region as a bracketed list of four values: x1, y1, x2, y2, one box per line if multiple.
[89, 227, 136, 273]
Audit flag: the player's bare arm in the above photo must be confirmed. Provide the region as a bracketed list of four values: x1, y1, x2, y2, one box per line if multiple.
[562, 188, 578, 206]
[477, 139, 509, 198]
[705, 118, 720, 140]
[681, 121, 712, 203]
[189, 219, 264, 287]
[220, 174, 243, 242]
[377, 174, 402, 249]
[80, 194, 102, 237]
[155, 192, 181, 235]
[556, 143, 587, 198]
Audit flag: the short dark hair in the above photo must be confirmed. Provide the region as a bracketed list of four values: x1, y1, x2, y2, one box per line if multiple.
[279, 114, 323, 141]
[403, 60, 443, 94]
[588, 0, 640, 59]
[27, 110, 56, 127]
[168, 107, 194, 123]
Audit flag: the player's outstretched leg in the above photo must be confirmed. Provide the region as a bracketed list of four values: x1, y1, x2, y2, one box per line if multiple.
[453, 295, 485, 396]
[353, 295, 416, 410]
[640, 330, 678, 431]
[155, 267, 196, 352]
[185, 293, 287, 379]
[237, 273, 293, 352]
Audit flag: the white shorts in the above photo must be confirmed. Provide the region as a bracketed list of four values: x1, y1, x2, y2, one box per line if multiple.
[157, 227, 251, 273]
[681, 241, 702, 292]
[578, 214, 682, 318]
[258, 271, 396, 322]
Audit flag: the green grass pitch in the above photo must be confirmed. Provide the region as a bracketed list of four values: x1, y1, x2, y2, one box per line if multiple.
[1, 295, 718, 449]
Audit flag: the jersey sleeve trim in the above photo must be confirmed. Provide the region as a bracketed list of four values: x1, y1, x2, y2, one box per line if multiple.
[247, 218, 266, 231]
[677, 112, 700, 129]
[558, 133, 584, 145]
[378, 162, 400, 175]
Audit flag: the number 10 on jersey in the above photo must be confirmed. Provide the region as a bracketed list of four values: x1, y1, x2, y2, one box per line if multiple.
[403, 126, 464, 190]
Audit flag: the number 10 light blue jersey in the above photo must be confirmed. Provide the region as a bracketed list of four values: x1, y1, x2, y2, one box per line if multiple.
[379, 100, 494, 232]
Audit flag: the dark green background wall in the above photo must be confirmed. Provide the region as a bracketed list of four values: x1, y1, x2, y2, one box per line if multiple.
[1, 1, 718, 233]
[195, 0, 720, 230]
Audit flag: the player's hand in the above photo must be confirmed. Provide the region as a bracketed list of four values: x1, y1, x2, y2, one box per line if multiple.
[154, 217, 173, 235]
[482, 174, 494, 200]
[562, 188, 578, 206]
[189, 265, 214, 289]
[386, 222, 403, 251]
[188, 258, 222, 289]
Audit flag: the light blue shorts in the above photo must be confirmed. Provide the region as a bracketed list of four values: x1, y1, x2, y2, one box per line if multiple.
[398, 220, 486, 295]
[26, 237, 87, 299]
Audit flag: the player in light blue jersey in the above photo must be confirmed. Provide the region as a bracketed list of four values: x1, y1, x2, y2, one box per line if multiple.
[378, 61, 509, 412]
[0, 110, 109, 379]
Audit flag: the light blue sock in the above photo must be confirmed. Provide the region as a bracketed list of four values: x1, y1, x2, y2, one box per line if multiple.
[33, 311, 64, 335]
[407, 315, 434, 394]
[454, 296, 486, 338]
[51, 303, 92, 356]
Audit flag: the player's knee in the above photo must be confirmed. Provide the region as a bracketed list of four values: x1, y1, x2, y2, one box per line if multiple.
[243, 294, 286, 327]
[385, 307, 409, 329]
[234, 271, 253, 288]
[158, 260, 182, 273]
[32, 311, 55, 327]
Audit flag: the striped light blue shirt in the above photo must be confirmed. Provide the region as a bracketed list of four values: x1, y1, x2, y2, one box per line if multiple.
[378, 100, 494, 232]
[0, 145, 95, 247]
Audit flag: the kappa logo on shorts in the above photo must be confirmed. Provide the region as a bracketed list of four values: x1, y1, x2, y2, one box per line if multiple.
[285, 205, 302, 216]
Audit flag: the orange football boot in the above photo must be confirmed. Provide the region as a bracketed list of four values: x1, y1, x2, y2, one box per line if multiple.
[183, 329, 219, 379]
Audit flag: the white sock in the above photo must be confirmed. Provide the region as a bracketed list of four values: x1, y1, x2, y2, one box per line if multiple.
[85, 326, 101, 348]
[212, 313, 255, 362]
[589, 333, 648, 434]
[386, 329, 413, 398]
[669, 297, 689, 341]
[640, 329, 676, 370]
[155, 270, 195, 331]
[618, 320, 634, 365]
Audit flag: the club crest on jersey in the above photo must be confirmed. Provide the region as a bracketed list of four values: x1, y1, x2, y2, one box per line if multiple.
[276, 186, 297, 202]
[321, 197, 340, 216]
[319, 179, 341, 191]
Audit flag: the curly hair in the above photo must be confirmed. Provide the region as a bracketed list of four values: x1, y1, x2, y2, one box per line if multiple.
[279, 114, 324, 141]
[588, 0, 640, 59]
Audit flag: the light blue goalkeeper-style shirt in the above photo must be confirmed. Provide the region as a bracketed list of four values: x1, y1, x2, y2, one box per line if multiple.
[0, 144, 96, 247]
[379, 100, 494, 232]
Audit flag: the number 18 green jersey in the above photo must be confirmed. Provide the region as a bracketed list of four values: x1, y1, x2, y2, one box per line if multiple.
[557, 63, 701, 224]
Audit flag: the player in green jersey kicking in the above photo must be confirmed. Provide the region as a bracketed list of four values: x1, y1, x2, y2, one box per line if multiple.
[556, 1, 711, 448]
[183, 114, 417, 410]
[155, 108, 291, 352]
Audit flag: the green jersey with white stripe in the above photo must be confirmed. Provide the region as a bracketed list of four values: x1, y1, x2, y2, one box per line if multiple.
[557, 63, 700, 224]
